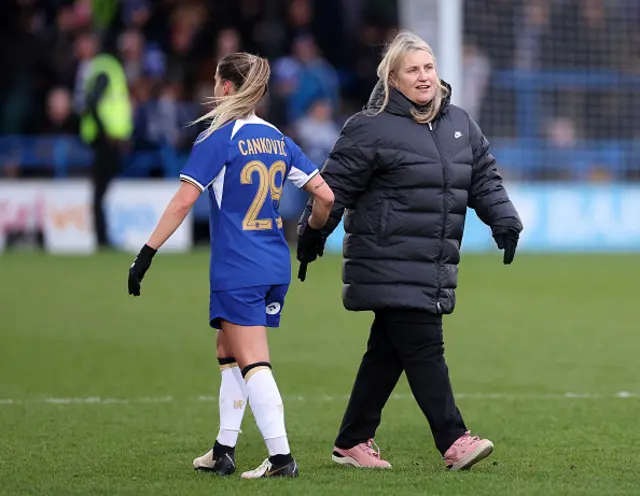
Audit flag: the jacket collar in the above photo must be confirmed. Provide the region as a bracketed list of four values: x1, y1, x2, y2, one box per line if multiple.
[365, 79, 452, 119]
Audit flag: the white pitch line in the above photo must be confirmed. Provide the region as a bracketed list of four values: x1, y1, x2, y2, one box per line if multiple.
[0, 392, 638, 406]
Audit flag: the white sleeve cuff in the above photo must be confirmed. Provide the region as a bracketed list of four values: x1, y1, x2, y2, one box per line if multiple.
[288, 167, 319, 189]
[180, 174, 205, 192]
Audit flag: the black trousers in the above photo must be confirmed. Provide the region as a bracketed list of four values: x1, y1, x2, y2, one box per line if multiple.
[91, 138, 122, 247]
[334, 309, 467, 455]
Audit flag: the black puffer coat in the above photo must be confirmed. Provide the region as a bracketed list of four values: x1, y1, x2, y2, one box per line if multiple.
[300, 82, 522, 314]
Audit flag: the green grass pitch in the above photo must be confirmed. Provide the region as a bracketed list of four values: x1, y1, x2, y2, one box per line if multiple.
[1, 250, 639, 495]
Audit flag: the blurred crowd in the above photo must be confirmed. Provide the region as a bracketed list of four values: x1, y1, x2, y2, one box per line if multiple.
[462, 0, 640, 180]
[0, 0, 397, 178]
[1, 0, 640, 181]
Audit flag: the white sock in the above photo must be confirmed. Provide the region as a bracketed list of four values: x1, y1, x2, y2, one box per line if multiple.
[231, 366, 247, 397]
[245, 367, 290, 456]
[216, 363, 248, 448]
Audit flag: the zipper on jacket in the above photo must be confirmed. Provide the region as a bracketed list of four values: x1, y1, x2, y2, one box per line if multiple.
[429, 121, 447, 313]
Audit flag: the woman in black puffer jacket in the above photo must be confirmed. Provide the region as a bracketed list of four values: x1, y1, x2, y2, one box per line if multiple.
[297, 30, 522, 471]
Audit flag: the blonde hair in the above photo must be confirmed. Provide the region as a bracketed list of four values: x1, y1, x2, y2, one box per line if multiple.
[192, 53, 270, 142]
[372, 30, 449, 123]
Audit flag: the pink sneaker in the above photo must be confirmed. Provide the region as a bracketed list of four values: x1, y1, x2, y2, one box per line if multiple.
[332, 439, 392, 469]
[444, 431, 494, 471]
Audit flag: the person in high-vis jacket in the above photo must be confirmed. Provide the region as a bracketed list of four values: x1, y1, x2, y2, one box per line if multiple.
[80, 51, 133, 248]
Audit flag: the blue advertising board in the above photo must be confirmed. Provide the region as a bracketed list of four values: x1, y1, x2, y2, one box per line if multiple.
[324, 184, 640, 253]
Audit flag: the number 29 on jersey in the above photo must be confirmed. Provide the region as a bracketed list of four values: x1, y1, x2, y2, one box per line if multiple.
[240, 160, 286, 231]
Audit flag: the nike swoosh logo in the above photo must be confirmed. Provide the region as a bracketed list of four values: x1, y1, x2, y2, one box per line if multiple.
[265, 464, 290, 476]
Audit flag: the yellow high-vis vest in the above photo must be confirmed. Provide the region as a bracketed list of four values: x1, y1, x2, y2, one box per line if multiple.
[80, 54, 133, 144]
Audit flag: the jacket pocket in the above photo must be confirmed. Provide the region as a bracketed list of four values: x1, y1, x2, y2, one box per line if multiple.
[377, 199, 391, 245]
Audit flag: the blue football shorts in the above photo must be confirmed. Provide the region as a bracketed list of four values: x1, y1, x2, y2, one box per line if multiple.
[209, 284, 289, 330]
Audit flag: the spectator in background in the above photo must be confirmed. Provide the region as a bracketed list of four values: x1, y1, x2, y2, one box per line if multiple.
[191, 28, 244, 128]
[44, 4, 78, 90]
[514, 0, 551, 71]
[121, 0, 151, 30]
[289, 34, 339, 122]
[134, 81, 198, 153]
[464, 0, 516, 70]
[293, 99, 340, 168]
[277, 98, 341, 229]
[72, 30, 99, 113]
[71, 0, 93, 31]
[0, 4, 48, 134]
[272, 34, 339, 127]
[87, 0, 119, 33]
[284, 0, 315, 50]
[216, 27, 242, 60]
[463, 0, 517, 137]
[79, 39, 133, 248]
[164, 4, 208, 103]
[349, 25, 385, 107]
[143, 41, 167, 82]
[127, 39, 166, 114]
[541, 0, 627, 141]
[461, 41, 490, 122]
[538, 116, 578, 181]
[118, 28, 146, 86]
[542, 116, 615, 183]
[32, 87, 79, 135]
[131, 31, 198, 175]
[16, 87, 80, 178]
[269, 56, 299, 130]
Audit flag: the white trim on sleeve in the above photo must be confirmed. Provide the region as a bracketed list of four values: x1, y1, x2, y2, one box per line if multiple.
[288, 167, 319, 189]
[180, 174, 205, 192]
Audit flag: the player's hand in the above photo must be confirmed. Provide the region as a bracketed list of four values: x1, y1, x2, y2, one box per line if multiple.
[297, 223, 324, 262]
[128, 244, 157, 296]
[493, 228, 519, 265]
[297, 223, 324, 281]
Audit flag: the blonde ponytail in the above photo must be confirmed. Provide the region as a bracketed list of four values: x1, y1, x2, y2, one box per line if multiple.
[192, 53, 270, 142]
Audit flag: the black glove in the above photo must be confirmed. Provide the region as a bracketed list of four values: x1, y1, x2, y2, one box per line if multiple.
[296, 223, 324, 282]
[128, 244, 157, 296]
[493, 229, 519, 265]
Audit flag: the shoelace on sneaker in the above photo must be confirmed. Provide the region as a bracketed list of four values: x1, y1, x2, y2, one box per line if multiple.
[361, 439, 382, 458]
[456, 431, 480, 446]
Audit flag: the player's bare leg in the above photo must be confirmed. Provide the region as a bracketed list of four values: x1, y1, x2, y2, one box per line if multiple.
[193, 332, 248, 476]
[222, 322, 298, 479]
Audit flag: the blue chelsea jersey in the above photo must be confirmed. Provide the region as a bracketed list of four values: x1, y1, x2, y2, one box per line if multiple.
[179, 114, 319, 291]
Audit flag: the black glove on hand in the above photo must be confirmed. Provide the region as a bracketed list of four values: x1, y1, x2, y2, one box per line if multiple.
[493, 229, 519, 265]
[128, 244, 157, 296]
[297, 223, 324, 282]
